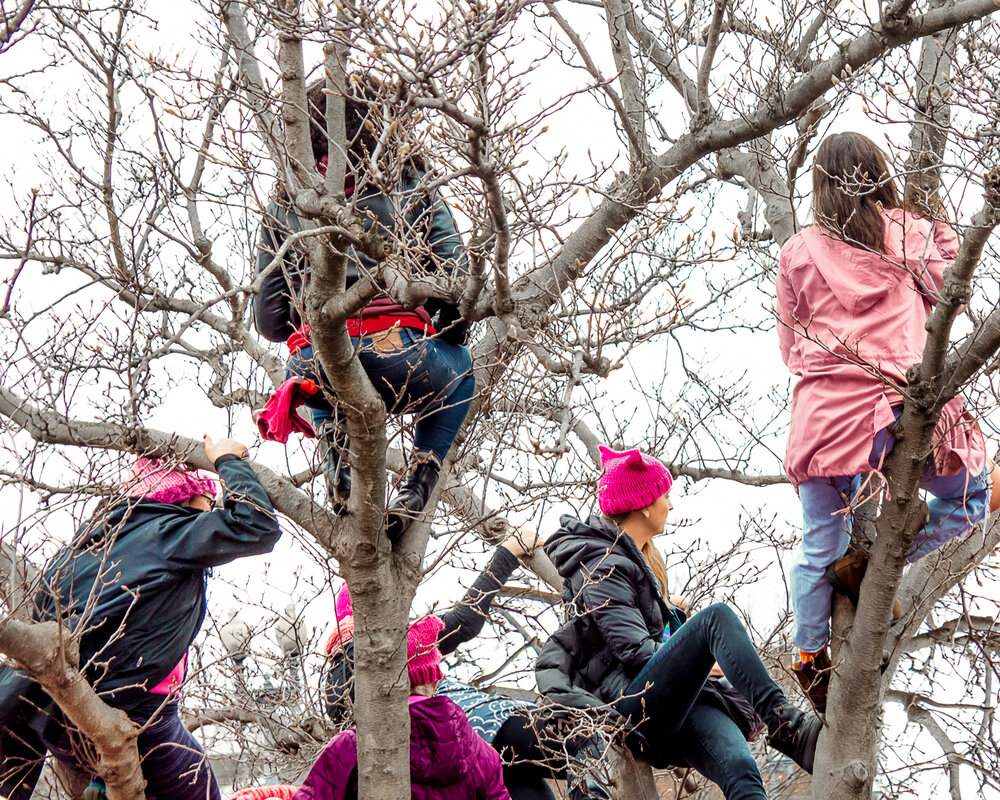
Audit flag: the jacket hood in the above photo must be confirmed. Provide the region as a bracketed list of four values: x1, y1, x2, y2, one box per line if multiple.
[408, 696, 477, 785]
[801, 210, 933, 316]
[544, 514, 626, 580]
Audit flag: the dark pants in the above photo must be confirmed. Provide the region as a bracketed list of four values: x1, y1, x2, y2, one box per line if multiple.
[618, 604, 786, 800]
[493, 712, 560, 800]
[287, 331, 475, 462]
[45, 708, 220, 800]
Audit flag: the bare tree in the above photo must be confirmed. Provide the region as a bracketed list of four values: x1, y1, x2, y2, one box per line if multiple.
[2, 0, 1000, 798]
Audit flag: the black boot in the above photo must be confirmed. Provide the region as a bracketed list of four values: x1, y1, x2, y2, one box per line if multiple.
[386, 450, 441, 542]
[766, 703, 821, 774]
[567, 736, 614, 800]
[316, 420, 351, 514]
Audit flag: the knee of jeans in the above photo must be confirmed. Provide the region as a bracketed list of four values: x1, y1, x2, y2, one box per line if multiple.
[701, 602, 739, 629]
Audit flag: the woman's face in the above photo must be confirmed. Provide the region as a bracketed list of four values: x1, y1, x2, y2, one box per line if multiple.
[646, 492, 673, 535]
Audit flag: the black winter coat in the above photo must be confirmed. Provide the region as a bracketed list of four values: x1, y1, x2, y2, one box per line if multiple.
[0, 456, 282, 800]
[254, 168, 471, 346]
[534, 515, 683, 715]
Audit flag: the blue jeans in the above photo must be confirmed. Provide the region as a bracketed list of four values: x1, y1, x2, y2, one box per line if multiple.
[287, 329, 475, 462]
[45, 708, 220, 800]
[792, 416, 990, 652]
[618, 604, 785, 800]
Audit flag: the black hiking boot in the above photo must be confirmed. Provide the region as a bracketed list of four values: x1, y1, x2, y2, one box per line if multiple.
[317, 420, 351, 514]
[568, 736, 614, 800]
[766, 703, 822, 774]
[791, 648, 832, 714]
[386, 450, 441, 542]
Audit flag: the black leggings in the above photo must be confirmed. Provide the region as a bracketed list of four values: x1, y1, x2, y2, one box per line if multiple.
[493, 711, 565, 800]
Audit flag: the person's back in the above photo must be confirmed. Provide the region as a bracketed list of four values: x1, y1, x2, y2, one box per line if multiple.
[778, 207, 953, 384]
[294, 616, 509, 800]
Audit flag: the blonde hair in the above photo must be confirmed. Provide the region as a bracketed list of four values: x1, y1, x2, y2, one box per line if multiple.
[641, 541, 669, 597]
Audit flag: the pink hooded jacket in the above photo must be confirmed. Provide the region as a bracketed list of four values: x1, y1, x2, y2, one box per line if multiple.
[776, 208, 985, 486]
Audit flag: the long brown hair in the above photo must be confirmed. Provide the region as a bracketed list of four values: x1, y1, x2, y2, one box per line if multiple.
[641, 541, 669, 597]
[812, 132, 901, 253]
[604, 510, 670, 597]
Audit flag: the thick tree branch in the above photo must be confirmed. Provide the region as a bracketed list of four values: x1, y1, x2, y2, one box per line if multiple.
[0, 619, 145, 800]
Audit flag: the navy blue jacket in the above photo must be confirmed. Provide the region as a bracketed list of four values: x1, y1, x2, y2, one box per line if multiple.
[0, 455, 281, 799]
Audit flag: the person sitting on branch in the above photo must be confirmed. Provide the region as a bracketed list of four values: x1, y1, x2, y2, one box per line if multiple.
[254, 76, 475, 541]
[535, 446, 822, 800]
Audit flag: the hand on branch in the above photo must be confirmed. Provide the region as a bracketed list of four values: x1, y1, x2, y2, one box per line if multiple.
[501, 527, 544, 558]
[204, 434, 249, 464]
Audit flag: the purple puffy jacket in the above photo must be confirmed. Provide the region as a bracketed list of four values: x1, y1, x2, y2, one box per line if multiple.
[293, 695, 510, 800]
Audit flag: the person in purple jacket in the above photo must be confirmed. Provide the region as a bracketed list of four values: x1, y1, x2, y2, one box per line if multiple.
[293, 614, 510, 800]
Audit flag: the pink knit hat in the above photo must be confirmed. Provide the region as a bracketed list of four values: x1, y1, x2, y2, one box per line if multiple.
[334, 582, 353, 622]
[407, 615, 444, 687]
[597, 445, 673, 515]
[128, 458, 218, 506]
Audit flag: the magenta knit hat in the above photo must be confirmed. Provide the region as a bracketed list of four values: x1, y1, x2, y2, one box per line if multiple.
[128, 458, 218, 505]
[334, 582, 353, 622]
[407, 615, 445, 687]
[597, 445, 673, 515]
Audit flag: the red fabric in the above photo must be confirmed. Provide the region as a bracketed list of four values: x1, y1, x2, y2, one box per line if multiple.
[324, 616, 354, 656]
[286, 311, 436, 355]
[287, 324, 312, 354]
[256, 378, 319, 443]
[316, 157, 356, 197]
[346, 313, 435, 338]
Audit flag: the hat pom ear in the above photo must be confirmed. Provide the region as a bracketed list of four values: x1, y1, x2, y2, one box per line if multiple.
[625, 449, 645, 464]
[598, 445, 623, 468]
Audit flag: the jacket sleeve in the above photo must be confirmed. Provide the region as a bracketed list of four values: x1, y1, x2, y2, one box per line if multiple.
[437, 546, 519, 656]
[775, 248, 799, 372]
[322, 643, 356, 724]
[423, 191, 472, 345]
[579, 562, 658, 673]
[160, 456, 282, 569]
[475, 737, 512, 800]
[254, 204, 305, 343]
[292, 732, 357, 800]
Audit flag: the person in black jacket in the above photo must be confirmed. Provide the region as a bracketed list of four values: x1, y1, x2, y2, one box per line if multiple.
[0, 436, 282, 800]
[254, 77, 474, 539]
[535, 446, 822, 800]
[322, 531, 611, 800]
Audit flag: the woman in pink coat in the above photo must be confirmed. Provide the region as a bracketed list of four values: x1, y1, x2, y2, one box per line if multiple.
[775, 132, 991, 708]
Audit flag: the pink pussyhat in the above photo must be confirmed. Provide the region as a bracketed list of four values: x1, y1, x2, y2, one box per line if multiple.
[407, 615, 445, 687]
[334, 581, 352, 622]
[128, 458, 218, 506]
[597, 445, 673, 515]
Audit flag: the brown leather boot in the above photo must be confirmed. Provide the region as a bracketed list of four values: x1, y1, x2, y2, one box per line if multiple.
[791, 648, 831, 713]
[825, 548, 903, 620]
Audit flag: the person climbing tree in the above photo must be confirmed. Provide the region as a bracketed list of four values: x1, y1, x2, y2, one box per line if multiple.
[254, 76, 475, 540]
[775, 131, 995, 709]
[0, 436, 282, 800]
[325, 532, 612, 800]
[294, 614, 510, 800]
[535, 446, 821, 800]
